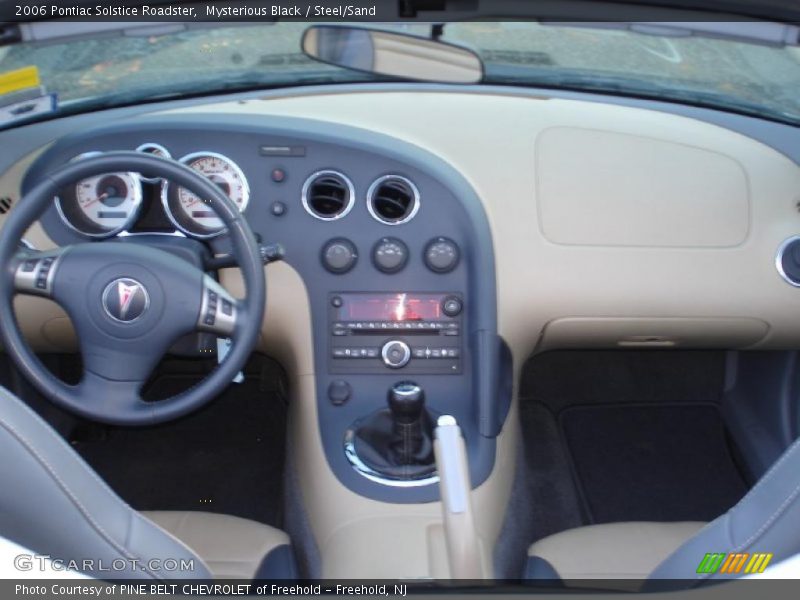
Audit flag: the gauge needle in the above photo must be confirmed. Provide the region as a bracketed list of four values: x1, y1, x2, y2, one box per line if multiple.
[83, 192, 109, 208]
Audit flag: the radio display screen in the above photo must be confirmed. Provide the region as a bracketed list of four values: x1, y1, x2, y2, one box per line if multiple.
[335, 293, 447, 322]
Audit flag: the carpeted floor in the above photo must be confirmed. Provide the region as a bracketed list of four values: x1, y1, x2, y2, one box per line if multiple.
[560, 402, 747, 523]
[514, 351, 749, 546]
[74, 372, 287, 526]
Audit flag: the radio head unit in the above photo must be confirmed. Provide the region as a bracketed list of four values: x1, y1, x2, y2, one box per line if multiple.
[329, 292, 463, 374]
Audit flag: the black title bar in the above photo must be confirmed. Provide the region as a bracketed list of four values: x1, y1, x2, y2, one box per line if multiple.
[3, 0, 800, 23]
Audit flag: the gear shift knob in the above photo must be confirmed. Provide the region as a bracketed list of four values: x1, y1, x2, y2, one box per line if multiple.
[388, 381, 424, 425]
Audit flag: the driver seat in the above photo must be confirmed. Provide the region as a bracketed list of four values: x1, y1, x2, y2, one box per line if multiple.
[0, 385, 295, 580]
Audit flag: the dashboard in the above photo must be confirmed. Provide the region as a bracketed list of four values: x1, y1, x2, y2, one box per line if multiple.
[3, 84, 800, 574]
[20, 112, 505, 502]
[3, 84, 800, 508]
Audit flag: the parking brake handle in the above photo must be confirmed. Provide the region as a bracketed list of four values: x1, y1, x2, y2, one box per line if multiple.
[433, 415, 484, 579]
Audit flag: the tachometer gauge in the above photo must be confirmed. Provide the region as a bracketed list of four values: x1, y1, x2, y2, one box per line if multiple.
[161, 152, 250, 239]
[55, 153, 142, 238]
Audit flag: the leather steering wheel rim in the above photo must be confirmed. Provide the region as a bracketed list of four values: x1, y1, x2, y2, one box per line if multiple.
[0, 151, 266, 425]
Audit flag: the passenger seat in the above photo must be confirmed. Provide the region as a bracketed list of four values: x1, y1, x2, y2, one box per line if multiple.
[525, 435, 800, 589]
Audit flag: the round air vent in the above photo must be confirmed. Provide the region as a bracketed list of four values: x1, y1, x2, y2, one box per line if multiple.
[302, 170, 355, 221]
[776, 236, 800, 287]
[367, 175, 420, 225]
[0, 196, 14, 215]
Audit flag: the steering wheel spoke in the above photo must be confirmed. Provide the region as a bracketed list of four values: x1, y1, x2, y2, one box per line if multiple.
[12, 247, 67, 298]
[196, 275, 240, 337]
[76, 370, 152, 423]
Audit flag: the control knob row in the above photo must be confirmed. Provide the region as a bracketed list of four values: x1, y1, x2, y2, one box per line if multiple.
[321, 237, 460, 274]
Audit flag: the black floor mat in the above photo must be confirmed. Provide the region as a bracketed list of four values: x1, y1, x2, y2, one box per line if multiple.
[561, 403, 748, 523]
[74, 374, 286, 527]
[521, 351, 726, 411]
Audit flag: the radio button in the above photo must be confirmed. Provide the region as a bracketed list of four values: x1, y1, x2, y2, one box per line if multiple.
[442, 296, 463, 317]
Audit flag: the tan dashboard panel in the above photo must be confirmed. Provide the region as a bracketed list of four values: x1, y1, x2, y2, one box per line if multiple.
[168, 90, 800, 359]
[1, 146, 67, 352]
[8, 298, 76, 353]
[537, 316, 769, 351]
[0, 146, 58, 251]
[536, 126, 750, 247]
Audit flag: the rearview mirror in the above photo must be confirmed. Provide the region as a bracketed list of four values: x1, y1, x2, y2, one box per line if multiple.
[302, 26, 483, 84]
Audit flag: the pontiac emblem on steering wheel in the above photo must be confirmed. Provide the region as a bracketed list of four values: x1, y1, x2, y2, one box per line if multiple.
[102, 278, 150, 323]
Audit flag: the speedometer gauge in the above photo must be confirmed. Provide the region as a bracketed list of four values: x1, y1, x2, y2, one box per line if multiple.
[55, 153, 142, 238]
[161, 152, 250, 238]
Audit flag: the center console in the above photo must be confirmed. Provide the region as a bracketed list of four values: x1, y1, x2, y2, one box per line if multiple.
[345, 381, 439, 486]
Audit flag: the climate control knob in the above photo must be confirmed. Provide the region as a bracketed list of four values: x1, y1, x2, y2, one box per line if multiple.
[381, 340, 411, 369]
[321, 238, 357, 274]
[424, 237, 460, 273]
[373, 237, 409, 274]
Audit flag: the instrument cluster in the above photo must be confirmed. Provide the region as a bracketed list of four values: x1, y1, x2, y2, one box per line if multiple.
[54, 145, 250, 239]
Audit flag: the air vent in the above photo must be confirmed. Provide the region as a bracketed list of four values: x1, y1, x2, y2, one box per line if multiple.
[0, 196, 13, 215]
[776, 236, 800, 287]
[367, 175, 420, 225]
[302, 170, 354, 221]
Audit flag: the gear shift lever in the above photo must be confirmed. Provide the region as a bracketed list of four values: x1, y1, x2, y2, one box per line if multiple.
[388, 382, 427, 464]
[347, 381, 437, 481]
[389, 382, 424, 424]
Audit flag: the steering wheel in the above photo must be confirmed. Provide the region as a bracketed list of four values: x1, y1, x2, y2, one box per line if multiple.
[0, 152, 266, 426]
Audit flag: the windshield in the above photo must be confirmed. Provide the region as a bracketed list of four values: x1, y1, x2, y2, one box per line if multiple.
[2, 21, 800, 126]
